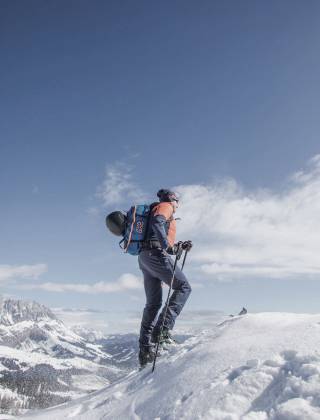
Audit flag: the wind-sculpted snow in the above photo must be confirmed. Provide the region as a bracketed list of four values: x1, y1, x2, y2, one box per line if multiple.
[20, 313, 320, 420]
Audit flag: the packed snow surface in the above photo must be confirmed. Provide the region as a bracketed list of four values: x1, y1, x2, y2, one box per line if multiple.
[20, 313, 320, 420]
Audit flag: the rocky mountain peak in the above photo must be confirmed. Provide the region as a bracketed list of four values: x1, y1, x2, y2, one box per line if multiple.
[0, 298, 58, 325]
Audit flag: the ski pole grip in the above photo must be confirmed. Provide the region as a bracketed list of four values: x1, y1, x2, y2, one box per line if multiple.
[176, 244, 183, 260]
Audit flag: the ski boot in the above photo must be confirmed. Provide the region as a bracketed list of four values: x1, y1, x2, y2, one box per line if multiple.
[139, 345, 156, 368]
[151, 327, 176, 346]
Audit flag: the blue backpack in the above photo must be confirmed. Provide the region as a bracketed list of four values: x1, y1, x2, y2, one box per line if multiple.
[119, 204, 152, 255]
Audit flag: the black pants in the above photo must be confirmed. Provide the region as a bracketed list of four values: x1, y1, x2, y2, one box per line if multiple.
[138, 249, 192, 347]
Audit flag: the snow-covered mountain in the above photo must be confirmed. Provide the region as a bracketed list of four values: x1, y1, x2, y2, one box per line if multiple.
[0, 299, 57, 326]
[20, 312, 320, 420]
[0, 299, 132, 415]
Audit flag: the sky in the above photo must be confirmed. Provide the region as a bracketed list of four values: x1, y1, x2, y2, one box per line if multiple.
[1, 0, 320, 321]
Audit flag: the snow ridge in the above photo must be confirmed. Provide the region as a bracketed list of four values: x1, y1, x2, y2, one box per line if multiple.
[20, 313, 320, 420]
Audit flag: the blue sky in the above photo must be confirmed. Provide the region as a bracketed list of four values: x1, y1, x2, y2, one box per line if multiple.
[1, 1, 320, 316]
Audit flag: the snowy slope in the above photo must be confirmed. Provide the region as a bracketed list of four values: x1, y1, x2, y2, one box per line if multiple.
[20, 313, 320, 420]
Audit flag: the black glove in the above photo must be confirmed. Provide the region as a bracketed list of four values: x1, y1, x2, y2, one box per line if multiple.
[182, 240, 193, 251]
[166, 241, 183, 257]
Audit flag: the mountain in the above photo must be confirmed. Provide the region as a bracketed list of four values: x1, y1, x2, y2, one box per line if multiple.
[0, 299, 129, 416]
[20, 312, 320, 420]
[0, 299, 57, 326]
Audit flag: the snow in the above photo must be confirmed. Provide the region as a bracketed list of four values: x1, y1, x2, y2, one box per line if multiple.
[18, 312, 320, 420]
[0, 344, 114, 373]
[71, 375, 110, 391]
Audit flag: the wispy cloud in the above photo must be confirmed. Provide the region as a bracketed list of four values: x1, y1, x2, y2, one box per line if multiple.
[174, 154, 320, 281]
[0, 264, 47, 283]
[10, 158, 320, 294]
[97, 162, 148, 208]
[21, 273, 142, 294]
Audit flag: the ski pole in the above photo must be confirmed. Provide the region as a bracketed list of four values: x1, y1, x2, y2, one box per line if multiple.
[181, 249, 188, 271]
[152, 246, 185, 373]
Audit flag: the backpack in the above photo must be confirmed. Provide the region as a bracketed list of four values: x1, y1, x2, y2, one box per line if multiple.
[106, 204, 152, 256]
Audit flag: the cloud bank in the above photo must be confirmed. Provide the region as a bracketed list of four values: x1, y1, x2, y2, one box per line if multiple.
[0, 264, 47, 283]
[174, 155, 320, 281]
[21, 273, 142, 294]
[10, 155, 320, 295]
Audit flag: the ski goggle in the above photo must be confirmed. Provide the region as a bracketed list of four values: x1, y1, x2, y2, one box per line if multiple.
[170, 195, 179, 203]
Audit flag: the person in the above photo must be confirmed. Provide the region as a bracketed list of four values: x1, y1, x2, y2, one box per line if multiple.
[138, 189, 192, 367]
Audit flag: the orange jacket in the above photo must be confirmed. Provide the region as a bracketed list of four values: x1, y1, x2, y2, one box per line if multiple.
[149, 202, 176, 248]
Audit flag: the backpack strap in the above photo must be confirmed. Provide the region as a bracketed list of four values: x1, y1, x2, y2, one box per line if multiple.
[124, 205, 136, 252]
[119, 237, 125, 249]
[144, 202, 158, 241]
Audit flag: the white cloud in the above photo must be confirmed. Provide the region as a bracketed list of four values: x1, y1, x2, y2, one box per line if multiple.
[174, 154, 320, 281]
[97, 162, 148, 208]
[0, 264, 47, 283]
[21, 273, 142, 294]
[14, 155, 319, 290]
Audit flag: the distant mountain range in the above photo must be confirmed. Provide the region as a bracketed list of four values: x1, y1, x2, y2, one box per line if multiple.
[0, 298, 138, 416]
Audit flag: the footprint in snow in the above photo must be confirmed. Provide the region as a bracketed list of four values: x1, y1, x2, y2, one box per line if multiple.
[175, 391, 194, 406]
[227, 359, 259, 382]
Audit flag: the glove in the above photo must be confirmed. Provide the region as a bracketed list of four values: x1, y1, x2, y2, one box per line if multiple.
[182, 240, 193, 251]
[166, 241, 183, 256]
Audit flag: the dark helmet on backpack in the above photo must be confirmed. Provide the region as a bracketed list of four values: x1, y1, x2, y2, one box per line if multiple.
[157, 189, 179, 203]
[106, 211, 127, 236]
